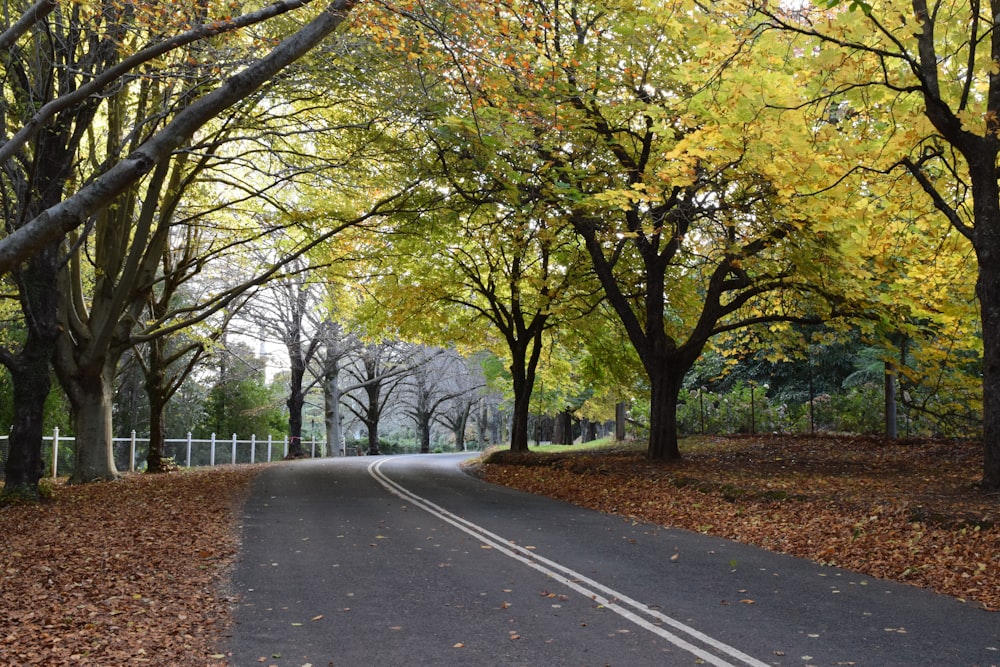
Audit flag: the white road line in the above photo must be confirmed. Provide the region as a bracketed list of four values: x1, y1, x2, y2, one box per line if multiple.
[368, 457, 771, 667]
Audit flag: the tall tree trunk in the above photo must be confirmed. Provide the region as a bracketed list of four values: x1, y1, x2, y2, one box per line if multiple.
[2, 349, 53, 500]
[452, 404, 470, 452]
[146, 383, 169, 472]
[884, 359, 897, 440]
[509, 383, 532, 453]
[1, 242, 62, 501]
[324, 369, 343, 456]
[366, 419, 380, 455]
[507, 334, 543, 453]
[66, 364, 117, 483]
[418, 417, 431, 454]
[286, 386, 305, 458]
[285, 345, 306, 458]
[554, 410, 573, 445]
[647, 371, 683, 460]
[615, 402, 627, 441]
[978, 255, 1000, 488]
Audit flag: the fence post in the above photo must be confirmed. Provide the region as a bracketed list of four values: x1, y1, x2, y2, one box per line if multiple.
[311, 437, 316, 458]
[250, 434, 257, 464]
[51, 426, 60, 478]
[186, 432, 193, 468]
[283, 435, 288, 458]
[231, 433, 238, 465]
[267, 434, 272, 462]
[210, 433, 216, 467]
[130, 430, 137, 472]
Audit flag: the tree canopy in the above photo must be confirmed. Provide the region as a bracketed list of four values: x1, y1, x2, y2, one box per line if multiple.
[1, 0, 994, 492]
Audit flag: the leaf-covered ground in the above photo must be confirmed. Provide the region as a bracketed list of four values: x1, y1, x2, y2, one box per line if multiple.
[2, 436, 997, 666]
[474, 435, 1000, 611]
[0, 466, 259, 666]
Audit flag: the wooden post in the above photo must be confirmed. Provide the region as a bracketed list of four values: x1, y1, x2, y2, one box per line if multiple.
[185, 432, 193, 468]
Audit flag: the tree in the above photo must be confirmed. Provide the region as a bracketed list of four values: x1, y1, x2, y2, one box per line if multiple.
[245, 258, 324, 458]
[0, 0, 360, 273]
[199, 339, 285, 441]
[435, 353, 487, 451]
[388, 0, 854, 459]
[753, 0, 1000, 486]
[400, 346, 478, 453]
[341, 341, 411, 454]
[0, 0, 360, 495]
[312, 317, 359, 456]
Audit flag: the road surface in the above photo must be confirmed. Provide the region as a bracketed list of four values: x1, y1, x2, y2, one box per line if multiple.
[225, 453, 999, 666]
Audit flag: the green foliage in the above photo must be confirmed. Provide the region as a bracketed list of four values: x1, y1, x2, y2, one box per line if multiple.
[194, 342, 285, 440]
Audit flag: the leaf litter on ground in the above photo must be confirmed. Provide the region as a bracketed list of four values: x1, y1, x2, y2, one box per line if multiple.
[0, 465, 258, 666]
[474, 434, 999, 611]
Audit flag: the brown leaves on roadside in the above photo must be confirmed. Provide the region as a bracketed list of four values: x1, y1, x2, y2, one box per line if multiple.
[0, 466, 260, 666]
[476, 435, 1000, 610]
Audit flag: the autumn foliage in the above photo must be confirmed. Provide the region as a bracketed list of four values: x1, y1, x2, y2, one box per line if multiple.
[476, 435, 1000, 611]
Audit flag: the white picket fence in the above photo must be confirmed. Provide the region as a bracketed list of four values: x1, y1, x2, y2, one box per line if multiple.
[0, 428, 329, 478]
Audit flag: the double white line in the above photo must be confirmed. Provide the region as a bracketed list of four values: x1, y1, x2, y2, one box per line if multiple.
[368, 457, 770, 667]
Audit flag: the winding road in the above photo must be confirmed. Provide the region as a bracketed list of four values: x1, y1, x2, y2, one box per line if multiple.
[225, 453, 999, 666]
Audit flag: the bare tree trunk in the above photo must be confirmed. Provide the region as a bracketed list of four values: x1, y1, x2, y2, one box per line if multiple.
[615, 402, 627, 441]
[1, 241, 62, 501]
[647, 372, 683, 460]
[324, 369, 343, 456]
[884, 360, 897, 440]
[452, 403, 471, 452]
[1, 347, 53, 500]
[66, 365, 118, 483]
[978, 256, 1000, 488]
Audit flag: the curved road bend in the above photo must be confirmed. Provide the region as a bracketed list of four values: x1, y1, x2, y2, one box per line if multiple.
[226, 453, 999, 666]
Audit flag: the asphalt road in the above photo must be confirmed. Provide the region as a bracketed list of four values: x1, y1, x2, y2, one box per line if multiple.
[225, 453, 1000, 666]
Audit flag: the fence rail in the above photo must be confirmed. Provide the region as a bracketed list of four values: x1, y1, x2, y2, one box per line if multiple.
[0, 428, 332, 478]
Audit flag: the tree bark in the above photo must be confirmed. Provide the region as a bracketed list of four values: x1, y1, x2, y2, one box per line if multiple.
[977, 251, 1000, 488]
[324, 368, 343, 456]
[451, 403, 470, 451]
[66, 365, 118, 483]
[554, 410, 573, 445]
[615, 402, 627, 441]
[366, 418, 380, 456]
[285, 365, 306, 458]
[1, 242, 62, 501]
[647, 371, 683, 460]
[418, 416, 432, 453]
[2, 343, 53, 500]
[884, 360, 897, 440]
[146, 380, 170, 472]
[508, 349, 534, 453]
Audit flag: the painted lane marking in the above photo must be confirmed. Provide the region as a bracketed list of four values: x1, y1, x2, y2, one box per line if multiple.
[368, 457, 770, 667]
